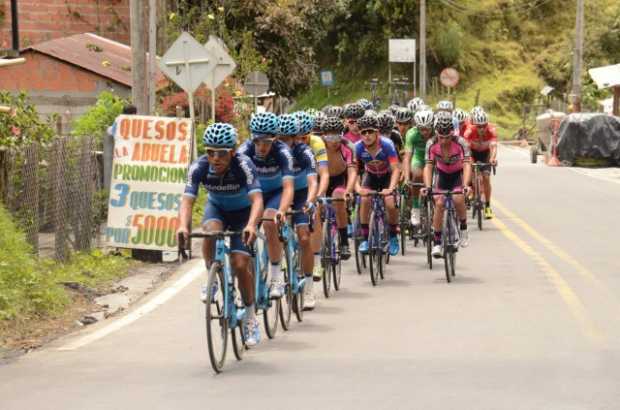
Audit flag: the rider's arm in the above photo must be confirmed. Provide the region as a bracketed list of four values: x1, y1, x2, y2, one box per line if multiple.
[317, 165, 329, 197]
[463, 159, 472, 187]
[388, 162, 400, 192]
[346, 166, 357, 194]
[423, 163, 433, 188]
[280, 178, 294, 213]
[247, 191, 264, 228]
[306, 174, 319, 203]
[402, 151, 412, 181]
[489, 125, 498, 163]
[179, 158, 204, 232]
[179, 195, 195, 232]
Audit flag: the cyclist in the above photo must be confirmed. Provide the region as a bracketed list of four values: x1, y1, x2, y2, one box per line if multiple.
[377, 110, 403, 156]
[407, 97, 424, 114]
[293, 111, 331, 284]
[342, 102, 365, 144]
[436, 100, 460, 131]
[358, 98, 374, 111]
[453, 108, 469, 137]
[276, 114, 320, 310]
[394, 107, 414, 146]
[321, 115, 356, 260]
[238, 112, 295, 300]
[403, 109, 434, 226]
[354, 114, 401, 256]
[463, 110, 498, 219]
[313, 110, 327, 135]
[179, 123, 264, 347]
[323, 105, 343, 119]
[421, 111, 472, 258]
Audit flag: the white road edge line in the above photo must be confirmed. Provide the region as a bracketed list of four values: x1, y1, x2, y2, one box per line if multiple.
[58, 260, 204, 351]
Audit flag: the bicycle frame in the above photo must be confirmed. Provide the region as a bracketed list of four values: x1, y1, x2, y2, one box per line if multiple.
[280, 218, 306, 295]
[319, 198, 341, 264]
[368, 193, 388, 252]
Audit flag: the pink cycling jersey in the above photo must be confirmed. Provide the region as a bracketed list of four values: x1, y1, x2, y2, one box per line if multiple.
[343, 130, 361, 144]
[425, 138, 470, 174]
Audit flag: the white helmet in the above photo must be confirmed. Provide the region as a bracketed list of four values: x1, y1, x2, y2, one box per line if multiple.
[407, 97, 425, 113]
[472, 110, 488, 126]
[414, 110, 434, 128]
[436, 100, 454, 112]
[471, 106, 485, 116]
[453, 108, 468, 124]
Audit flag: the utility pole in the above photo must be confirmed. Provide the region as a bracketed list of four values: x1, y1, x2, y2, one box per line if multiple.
[10, 0, 19, 55]
[420, 0, 427, 98]
[571, 0, 584, 112]
[148, 0, 157, 114]
[130, 0, 148, 114]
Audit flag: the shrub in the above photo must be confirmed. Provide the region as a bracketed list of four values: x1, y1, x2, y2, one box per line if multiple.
[0, 92, 56, 148]
[71, 91, 127, 145]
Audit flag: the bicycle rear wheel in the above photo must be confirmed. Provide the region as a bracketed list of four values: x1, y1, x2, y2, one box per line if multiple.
[321, 221, 333, 298]
[279, 244, 293, 331]
[476, 203, 483, 231]
[205, 263, 228, 373]
[399, 196, 408, 256]
[292, 250, 304, 322]
[231, 276, 245, 361]
[368, 212, 380, 286]
[260, 250, 279, 338]
[332, 229, 342, 291]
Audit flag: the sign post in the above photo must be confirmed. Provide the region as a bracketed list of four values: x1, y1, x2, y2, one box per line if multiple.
[388, 39, 417, 99]
[320, 70, 334, 98]
[204, 35, 237, 122]
[244, 71, 270, 112]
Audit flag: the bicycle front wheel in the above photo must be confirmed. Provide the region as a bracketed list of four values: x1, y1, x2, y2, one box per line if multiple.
[279, 244, 293, 331]
[321, 221, 333, 298]
[205, 263, 228, 373]
[368, 212, 380, 286]
[332, 229, 343, 291]
[476, 204, 483, 231]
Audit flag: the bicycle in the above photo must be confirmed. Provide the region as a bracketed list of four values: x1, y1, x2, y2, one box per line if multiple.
[397, 184, 412, 255]
[430, 190, 461, 283]
[179, 231, 262, 373]
[318, 197, 345, 297]
[351, 195, 367, 275]
[277, 210, 307, 328]
[364, 191, 391, 286]
[470, 162, 496, 230]
[421, 193, 434, 270]
[257, 218, 281, 338]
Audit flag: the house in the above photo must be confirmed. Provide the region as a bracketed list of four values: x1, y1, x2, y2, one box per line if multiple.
[0, 32, 164, 132]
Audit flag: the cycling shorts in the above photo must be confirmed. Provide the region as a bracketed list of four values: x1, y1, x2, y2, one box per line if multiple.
[327, 172, 347, 196]
[292, 188, 309, 226]
[472, 150, 492, 173]
[411, 154, 426, 171]
[263, 189, 283, 211]
[361, 173, 391, 191]
[435, 170, 463, 193]
[202, 203, 251, 255]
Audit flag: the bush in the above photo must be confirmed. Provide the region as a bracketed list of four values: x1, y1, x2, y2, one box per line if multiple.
[71, 91, 127, 145]
[0, 92, 56, 148]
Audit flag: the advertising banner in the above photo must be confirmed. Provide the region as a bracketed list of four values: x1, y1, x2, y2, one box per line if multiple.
[105, 115, 192, 251]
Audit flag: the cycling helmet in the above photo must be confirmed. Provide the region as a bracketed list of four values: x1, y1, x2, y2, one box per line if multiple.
[313, 111, 327, 132]
[388, 104, 400, 115]
[277, 114, 300, 136]
[357, 98, 374, 111]
[377, 111, 395, 133]
[321, 116, 345, 134]
[407, 97, 424, 113]
[453, 108, 468, 124]
[419, 104, 432, 112]
[357, 113, 379, 131]
[394, 107, 413, 124]
[323, 105, 343, 118]
[203, 122, 237, 148]
[436, 100, 454, 112]
[342, 102, 365, 119]
[471, 110, 489, 126]
[305, 108, 319, 117]
[414, 110, 434, 128]
[293, 111, 315, 135]
[434, 111, 454, 135]
[471, 106, 485, 116]
[249, 112, 279, 135]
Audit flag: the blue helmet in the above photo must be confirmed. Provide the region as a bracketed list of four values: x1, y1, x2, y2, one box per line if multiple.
[294, 111, 315, 135]
[357, 98, 374, 111]
[249, 112, 279, 136]
[277, 114, 300, 136]
[203, 123, 237, 148]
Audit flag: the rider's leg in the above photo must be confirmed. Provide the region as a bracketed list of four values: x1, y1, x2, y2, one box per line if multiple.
[231, 253, 254, 306]
[411, 166, 423, 224]
[333, 188, 350, 252]
[482, 173, 492, 206]
[310, 204, 322, 280]
[262, 191, 284, 292]
[432, 196, 445, 243]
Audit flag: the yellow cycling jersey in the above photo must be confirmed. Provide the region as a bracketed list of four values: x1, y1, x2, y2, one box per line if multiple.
[308, 134, 328, 165]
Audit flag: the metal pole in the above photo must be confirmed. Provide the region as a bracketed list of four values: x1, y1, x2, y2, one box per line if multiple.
[10, 0, 19, 53]
[420, 0, 427, 98]
[571, 0, 584, 112]
[211, 71, 216, 122]
[130, 0, 148, 114]
[148, 0, 157, 114]
[182, 40, 197, 160]
[388, 64, 392, 103]
[413, 62, 417, 97]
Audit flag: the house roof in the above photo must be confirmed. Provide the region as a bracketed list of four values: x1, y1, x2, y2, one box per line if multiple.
[589, 64, 620, 90]
[24, 33, 165, 88]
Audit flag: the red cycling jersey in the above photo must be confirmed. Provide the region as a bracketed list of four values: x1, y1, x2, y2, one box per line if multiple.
[463, 123, 498, 152]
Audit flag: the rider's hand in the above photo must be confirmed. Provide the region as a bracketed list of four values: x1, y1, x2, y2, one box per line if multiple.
[304, 201, 315, 213]
[463, 186, 472, 196]
[491, 158, 498, 167]
[176, 226, 190, 248]
[274, 210, 286, 224]
[243, 225, 257, 245]
[420, 187, 430, 197]
[357, 187, 370, 196]
[380, 188, 393, 196]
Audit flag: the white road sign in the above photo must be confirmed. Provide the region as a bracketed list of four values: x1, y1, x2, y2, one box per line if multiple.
[204, 35, 237, 90]
[159, 32, 214, 94]
[245, 71, 270, 96]
[389, 39, 416, 63]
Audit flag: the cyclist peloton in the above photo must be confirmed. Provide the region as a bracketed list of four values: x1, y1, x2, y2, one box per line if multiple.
[453, 108, 469, 137]
[354, 113, 401, 256]
[178, 123, 264, 346]
[421, 111, 472, 258]
[276, 114, 320, 310]
[394, 107, 414, 145]
[342, 103, 365, 144]
[321, 115, 357, 260]
[377, 110, 403, 156]
[238, 112, 295, 300]
[463, 110, 498, 219]
[403, 109, 434, 227]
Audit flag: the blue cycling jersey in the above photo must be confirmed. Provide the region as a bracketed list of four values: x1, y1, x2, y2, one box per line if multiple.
[184, 153, 262, 211]
[238, 139, 295, 193]
[291, 143, 317, 191]
[355, 137, 399, 176]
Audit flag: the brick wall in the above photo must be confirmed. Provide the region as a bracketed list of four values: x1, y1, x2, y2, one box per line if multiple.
[0, 0, 130, 48]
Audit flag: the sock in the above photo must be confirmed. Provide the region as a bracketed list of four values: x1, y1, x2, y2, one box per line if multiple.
[434, 230, 442, 245]
[338, 228, 348, 245]
[361, 224, 369, 239]
[314, 253, 321, 269]
[270, 262, 282, 280]
[304, 273, 313, 290]
[485, 201, 491, 208]
[390, 224, 398, 238]
[460, 219, 467, 230]
[412, 196, 420, 209]
[245, 304, 256, 320]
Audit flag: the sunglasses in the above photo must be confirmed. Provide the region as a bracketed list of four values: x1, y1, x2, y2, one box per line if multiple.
[437, 134, 452, 139]
[206, 148, 232, 158]
[254, 138, 275, 145]
[347, 119, 358, 125]
[418, 126, 432, 132]
[251, 133, 274, 140]
[323, 134, 341, 142]
[360, 129, 377, 136]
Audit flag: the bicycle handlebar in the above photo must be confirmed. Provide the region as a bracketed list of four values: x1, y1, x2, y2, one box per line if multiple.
[472, 162, 497, 175]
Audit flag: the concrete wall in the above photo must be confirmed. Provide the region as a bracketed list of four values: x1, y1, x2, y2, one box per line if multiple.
[0, 51, 130, 133]
[0, 0, 130, 48]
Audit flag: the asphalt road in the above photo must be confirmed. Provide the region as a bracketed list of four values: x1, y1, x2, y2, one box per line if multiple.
[1, 146, 619, 410]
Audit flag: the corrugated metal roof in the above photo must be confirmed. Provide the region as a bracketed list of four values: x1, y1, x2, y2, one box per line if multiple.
[25, 33, 164, 88]
[588, 64, 620, 89]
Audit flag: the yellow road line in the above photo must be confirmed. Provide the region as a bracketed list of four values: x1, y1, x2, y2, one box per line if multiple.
[492, 216, 606, 346]
[494, 199, 612, 296]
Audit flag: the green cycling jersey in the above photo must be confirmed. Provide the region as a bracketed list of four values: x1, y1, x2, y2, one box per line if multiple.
[405, 127, 434, 169]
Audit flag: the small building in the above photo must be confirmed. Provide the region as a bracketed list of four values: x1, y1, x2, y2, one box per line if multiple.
[0, 32, 160, 133]
[588, 64, 620, 117]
